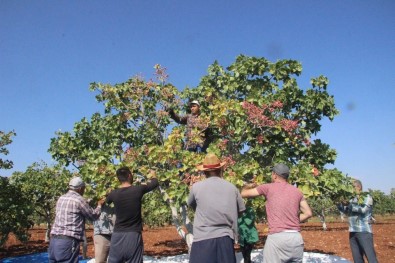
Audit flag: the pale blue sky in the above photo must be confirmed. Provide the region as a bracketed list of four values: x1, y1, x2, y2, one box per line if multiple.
[1, 0, 394, 193]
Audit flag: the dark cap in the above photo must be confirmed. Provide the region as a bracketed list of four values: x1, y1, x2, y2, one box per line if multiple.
[272, 163, 290, 179]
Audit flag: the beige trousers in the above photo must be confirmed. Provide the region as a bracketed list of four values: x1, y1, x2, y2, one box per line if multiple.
[94, 234, 111, 263]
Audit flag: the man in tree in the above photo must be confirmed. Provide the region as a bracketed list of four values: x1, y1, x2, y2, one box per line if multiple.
[241, 164, 313, 263]
[187, 153, 245, 263]
[49, 177, 103, 263]
[337, 179, 378, 263]
[168, 100, 212, 153]
[106, 167, 158, 263]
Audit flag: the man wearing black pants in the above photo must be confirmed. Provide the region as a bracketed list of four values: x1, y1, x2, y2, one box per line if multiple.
[338, 179, 378, 263]
[106, 167, 159, 263]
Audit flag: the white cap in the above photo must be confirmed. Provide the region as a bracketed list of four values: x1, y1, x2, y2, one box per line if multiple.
[190, 100, 200, 106]
[69, 177, 85, 189]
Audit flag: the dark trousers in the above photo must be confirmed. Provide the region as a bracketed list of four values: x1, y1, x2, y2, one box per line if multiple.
[349, 232, 378, 263]
[241, 243, 255, 263]
[48, 236, 80, 263]
[108, 231, 143, 263]
[190, 236, 236, 263]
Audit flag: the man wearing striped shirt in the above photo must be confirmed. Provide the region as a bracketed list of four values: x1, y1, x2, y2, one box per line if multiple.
[338, 179, 378, 263]
[49, 177, 103, 263]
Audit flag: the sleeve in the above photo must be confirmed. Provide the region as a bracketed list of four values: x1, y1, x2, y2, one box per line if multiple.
[337, 203, 349, 213]
[142, 178, 159, 194]
[105, 192, 113, 205]
[187, 188, 197, 210]
[79, 198, 102, 221]
[236, 190, 246, 213]
[169, 110, 188, 124]
[350, 195, 373, 215]
[256, 184, 268, 196]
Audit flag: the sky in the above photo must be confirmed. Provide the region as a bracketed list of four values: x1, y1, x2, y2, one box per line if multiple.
[1, 0, 394, 193]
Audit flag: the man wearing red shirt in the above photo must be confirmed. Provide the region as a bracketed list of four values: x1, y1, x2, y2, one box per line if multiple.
[241, 164, 313, 263]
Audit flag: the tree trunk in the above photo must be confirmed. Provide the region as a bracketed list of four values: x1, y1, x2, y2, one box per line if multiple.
[45, 222, 51, 242]
[159, 186, 194, 250]
[82, 232, 88, 258]
[319, 208, 327, 231]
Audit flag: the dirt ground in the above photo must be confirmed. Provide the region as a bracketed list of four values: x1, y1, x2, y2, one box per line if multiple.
[1, 217, 394, 262]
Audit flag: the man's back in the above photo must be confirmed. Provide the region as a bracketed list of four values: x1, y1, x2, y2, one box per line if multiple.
[107, 178, 158, 232]
[188, 177, 245, 242]
[256, 182, 303, 234]
[51, 191, 100, 240]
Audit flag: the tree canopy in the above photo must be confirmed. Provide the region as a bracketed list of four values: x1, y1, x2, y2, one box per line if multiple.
[0, 130, 16, 170]
[49, 55, 356, 242]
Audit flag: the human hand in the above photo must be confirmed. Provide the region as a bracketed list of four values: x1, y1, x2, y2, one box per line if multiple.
[146, 169, 157, 179]
[340, 200, 349, 206]
[97, 198, 105, 207]
[243, 183, 257, 190]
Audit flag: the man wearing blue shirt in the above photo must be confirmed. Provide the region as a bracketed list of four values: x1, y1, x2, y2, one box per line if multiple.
[338, 179, 378, 263]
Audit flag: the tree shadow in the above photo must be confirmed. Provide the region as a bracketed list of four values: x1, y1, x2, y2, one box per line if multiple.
[305, 249, 336, 255]
[301, 225, 349, 231]
[145, 239, 188, 257]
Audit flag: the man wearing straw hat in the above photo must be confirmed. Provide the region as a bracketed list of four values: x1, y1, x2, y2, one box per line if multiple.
[187, 153, 245, 263]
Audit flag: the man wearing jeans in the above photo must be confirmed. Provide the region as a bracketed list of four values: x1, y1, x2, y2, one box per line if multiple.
[241, 164, 313, 262]
[338, 179, 378, 263]
[49, 177, 103, 263]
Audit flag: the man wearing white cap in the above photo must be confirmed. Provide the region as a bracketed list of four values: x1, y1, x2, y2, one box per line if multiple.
[168, 100, 211, 152]
[49, 177, 104, 263]
[241, 164, 313, 263]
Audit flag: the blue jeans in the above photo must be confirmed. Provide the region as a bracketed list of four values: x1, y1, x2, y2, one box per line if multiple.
[349, 232, 378, 263]
[48, 236, 80, 263]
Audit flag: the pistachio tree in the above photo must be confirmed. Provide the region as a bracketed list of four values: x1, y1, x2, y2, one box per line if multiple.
[49, 55, 354, 248]
[0, 130, 34, 247]
[0, 130, 16, 170]
[10, 162, 70, 241]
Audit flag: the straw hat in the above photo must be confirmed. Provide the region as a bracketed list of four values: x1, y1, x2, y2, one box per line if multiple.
[196, 153, 226, 171]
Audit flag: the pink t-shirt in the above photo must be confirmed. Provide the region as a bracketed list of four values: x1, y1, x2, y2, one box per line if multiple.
[256, 182, 304, 234]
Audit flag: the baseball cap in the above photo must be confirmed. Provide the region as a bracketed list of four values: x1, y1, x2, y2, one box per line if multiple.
[272, 163, 290, 179]
[190, 100, 200, 106]
[69, 177, 85, 189]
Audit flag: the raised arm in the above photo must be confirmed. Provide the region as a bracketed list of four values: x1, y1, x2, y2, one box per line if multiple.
[299, 198, 313, 223]
[168, 109, 188, 125]
[241, 187, 260, 198]
[143, 170, 159, 193]
[350, 195, 373, 215]
[80, 198, 103, 221]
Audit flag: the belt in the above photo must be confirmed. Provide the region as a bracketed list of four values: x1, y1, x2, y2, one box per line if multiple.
[51, 234, 77, 240]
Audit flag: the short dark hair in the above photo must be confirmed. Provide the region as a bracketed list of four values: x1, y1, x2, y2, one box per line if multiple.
[353, 179, 363, 190]
[204, 169, 222, 178]
[116, 167, 132, 183]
